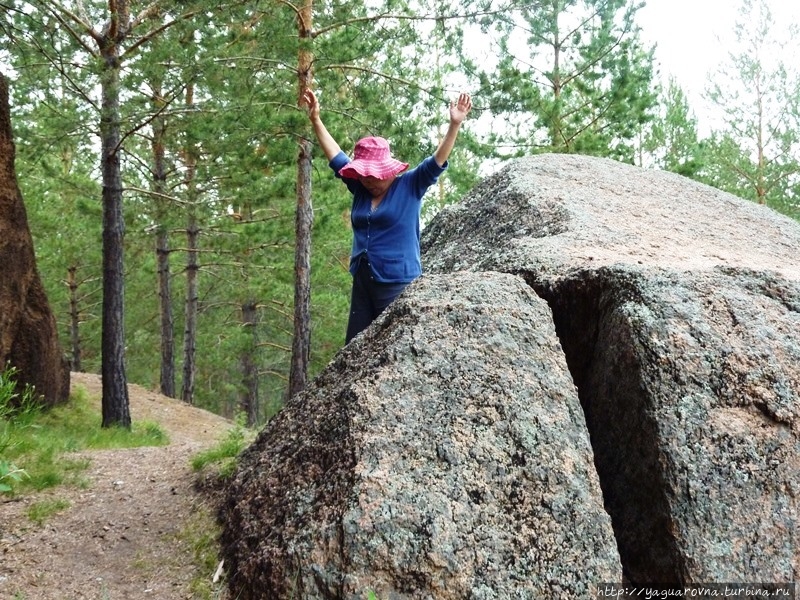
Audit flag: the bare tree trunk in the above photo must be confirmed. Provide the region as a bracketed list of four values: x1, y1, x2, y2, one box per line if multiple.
[99, 40, 131, 428]
[67, 265, 82, 372]
[288, 0, 314, 399]
[549, 7, 564, 149]
[756, 81, 766, 205]
[156, 227, 175, 396]
[239, 301, 259, 426]
[180, 83, 199, 405]
[181, 214, 199, 405]
[290, 139, 313, 399]
[151, 83, 175, 397]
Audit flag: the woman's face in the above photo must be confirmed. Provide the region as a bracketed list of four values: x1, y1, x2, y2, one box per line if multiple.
[360, 175, 395, 198]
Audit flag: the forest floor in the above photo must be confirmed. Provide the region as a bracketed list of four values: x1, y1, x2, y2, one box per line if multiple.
[0, 372, 234, 600]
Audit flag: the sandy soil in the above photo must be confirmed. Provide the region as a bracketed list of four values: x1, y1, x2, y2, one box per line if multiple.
[0, 372, 234, 600]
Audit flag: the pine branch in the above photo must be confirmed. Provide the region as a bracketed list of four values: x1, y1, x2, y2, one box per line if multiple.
[311, 8, 511, 39]
[38, 0, 102, 53]
[123, 7, 208, 58]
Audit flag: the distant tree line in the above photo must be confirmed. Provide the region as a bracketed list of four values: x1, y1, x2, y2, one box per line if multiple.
[0, 0, 796, 426]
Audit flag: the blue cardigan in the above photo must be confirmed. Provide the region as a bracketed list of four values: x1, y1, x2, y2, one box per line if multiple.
[330, 151, 447, 283]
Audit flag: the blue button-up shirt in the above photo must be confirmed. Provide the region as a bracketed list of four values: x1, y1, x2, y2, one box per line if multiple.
[330, 151, 447, 283]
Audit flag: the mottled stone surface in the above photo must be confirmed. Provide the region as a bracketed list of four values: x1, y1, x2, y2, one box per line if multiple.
[221, 154, 800, 597]
[221, 272, 620, 599]
[0, 74, 69, 405]
[421, 154, 799, 280]
[422, 155, 800, 585]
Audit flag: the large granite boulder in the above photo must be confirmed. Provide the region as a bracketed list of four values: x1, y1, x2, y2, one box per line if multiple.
[220, 154, 800, 597]
[421, 155, 800, 585]
[0, 74, 70, 405]
[221, 272, 620, 599]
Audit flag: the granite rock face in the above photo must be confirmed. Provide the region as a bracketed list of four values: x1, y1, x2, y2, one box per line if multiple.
[221, 154, 800, 597]
[422, 155, 800, 585]
[221, 272, 621, 599]
[0, 74, 70, 406]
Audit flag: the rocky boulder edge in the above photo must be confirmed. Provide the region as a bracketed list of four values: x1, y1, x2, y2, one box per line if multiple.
[422, 154, 800, 585]
[221, 272, 621, 599]
[221, 154, 800, 596]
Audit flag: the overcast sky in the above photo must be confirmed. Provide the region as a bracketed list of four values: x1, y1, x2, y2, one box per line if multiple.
[638, 0, 735, 105]
[637, 0, 800, 130]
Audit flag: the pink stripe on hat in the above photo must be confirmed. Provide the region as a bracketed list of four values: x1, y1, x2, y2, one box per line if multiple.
[338, 136, 409, 180]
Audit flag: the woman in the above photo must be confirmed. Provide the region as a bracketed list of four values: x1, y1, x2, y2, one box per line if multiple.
[303, 88, 472, 343]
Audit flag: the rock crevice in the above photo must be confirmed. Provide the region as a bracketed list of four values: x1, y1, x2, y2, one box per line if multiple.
[530, 269, 686, 585]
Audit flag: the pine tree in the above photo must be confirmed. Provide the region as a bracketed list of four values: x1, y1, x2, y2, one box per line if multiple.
[478, 0, 657, 161]
[638, 77, 703, 177]
[2, 0, 497, 421]
[4, 0, 219, 426]
[702, 0, 800, 219]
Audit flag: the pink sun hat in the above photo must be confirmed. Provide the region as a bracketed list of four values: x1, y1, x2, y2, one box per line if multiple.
[338, 136, 409, 180]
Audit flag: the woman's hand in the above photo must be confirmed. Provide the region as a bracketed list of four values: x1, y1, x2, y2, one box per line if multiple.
[434, 92, 473, 167]
[449, 92, 472, 125]
[302, 89, 342, 160]
[302, 89, 320, 122]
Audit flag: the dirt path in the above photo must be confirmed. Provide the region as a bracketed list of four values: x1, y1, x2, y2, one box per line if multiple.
[0, 372, 234, 600]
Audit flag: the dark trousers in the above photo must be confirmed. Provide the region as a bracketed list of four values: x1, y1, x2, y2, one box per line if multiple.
[345, 257, 408, 344]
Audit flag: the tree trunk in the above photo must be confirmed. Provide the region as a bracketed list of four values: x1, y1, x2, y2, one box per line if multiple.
[151, 84, 175, 397]
[67, 265, 82, 372]
[181, 214, 199, 405]
[288, 0, 314, 400]
[156, 227, 175, 396]
[239, 301, 259, 426]
[290, 138, 313, 399]
[0, 74, 70, 406]
[549, 5, 564, 149]
[756, 86, 766, 205]
[99, 42, 131, 429]
[180, 79, 199, 405]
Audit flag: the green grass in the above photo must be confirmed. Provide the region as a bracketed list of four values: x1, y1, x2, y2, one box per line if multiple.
[185, 418, 253, 598]
[190, 418, 251, 481]
[179, 502, 229, 600]
[26, 497, 71, 525]
[0, 366, 168, 498]
[0, 366, 252, 598]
